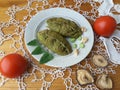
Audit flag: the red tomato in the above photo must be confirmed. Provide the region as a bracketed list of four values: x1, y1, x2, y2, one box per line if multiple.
[93, 16, 117, 37]
[0, 53, 28, 78]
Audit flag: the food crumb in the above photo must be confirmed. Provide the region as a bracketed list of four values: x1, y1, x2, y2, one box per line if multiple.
[81, 27, 87, 32]
[74, 49, 79, 56]
[81, 37, 88, 44]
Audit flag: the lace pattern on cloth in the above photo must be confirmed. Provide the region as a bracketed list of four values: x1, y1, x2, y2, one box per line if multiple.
[0, 0, 120, 90]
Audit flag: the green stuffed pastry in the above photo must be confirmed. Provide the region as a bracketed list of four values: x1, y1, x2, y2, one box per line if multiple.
[37, 30, 72, 56]
[47, 17, 82, 39]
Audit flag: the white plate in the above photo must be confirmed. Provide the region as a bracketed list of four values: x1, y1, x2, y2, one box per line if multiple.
[24, 8, 94, 68]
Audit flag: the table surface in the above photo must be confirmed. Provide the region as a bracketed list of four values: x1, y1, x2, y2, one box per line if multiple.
[0, 0, 120, 90]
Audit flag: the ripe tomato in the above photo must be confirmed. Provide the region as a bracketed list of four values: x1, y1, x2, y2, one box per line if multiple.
[0, 53, 28, 78]
[93, 16, 117, 37]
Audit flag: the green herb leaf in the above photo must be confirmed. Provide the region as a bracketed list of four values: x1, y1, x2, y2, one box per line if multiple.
[40, 52, 54, 64]
[27, 39, 38, 46]
[69, 38, 76, 43]
[32, 46, 44, 55]
[80, 43, 85, 48]
[78, 36, 82, 41]
[28, 39, 54, 64]
[73, 44, 77, 48]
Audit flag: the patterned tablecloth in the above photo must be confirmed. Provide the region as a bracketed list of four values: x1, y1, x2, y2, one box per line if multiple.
[0, 0, 120, 90]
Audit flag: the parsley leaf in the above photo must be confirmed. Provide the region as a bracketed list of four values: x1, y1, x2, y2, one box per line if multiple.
[27, 39, 54, 64]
